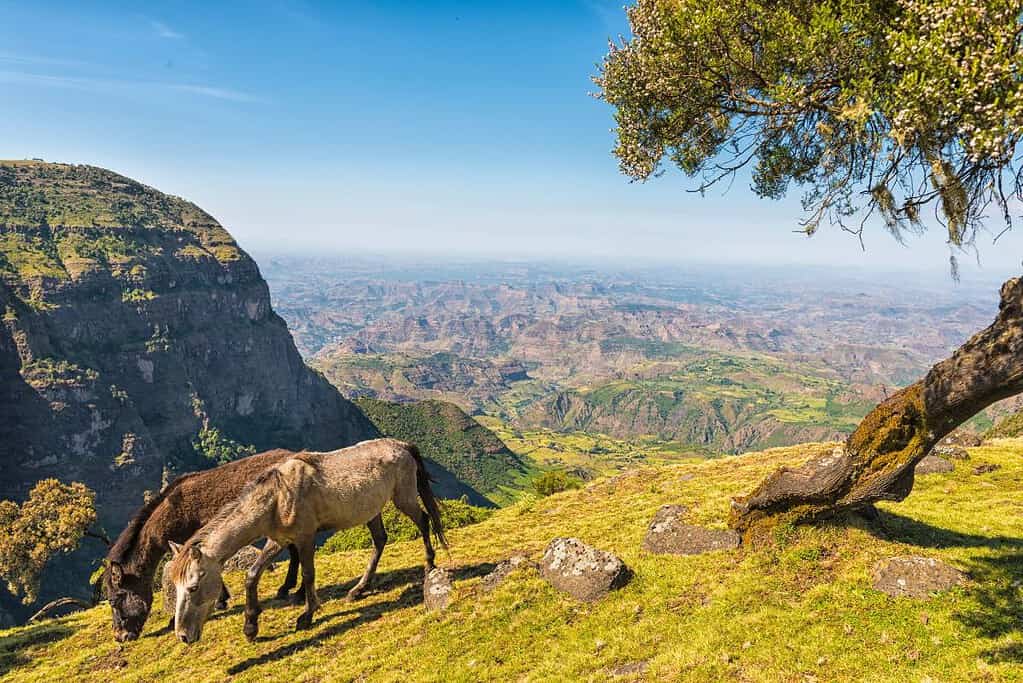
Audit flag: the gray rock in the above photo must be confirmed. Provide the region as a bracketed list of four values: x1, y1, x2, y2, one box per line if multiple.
[161, 560, 175, 616]
[642, 505, 740, 555]
[223, 545, 276, 573]
[937, 431, 983, 448]
[973, 463, 1001, 475]
[610, 661, 649, 677]
[539, 537, 630, 601]
[871, 556, 967, 598]
[424, 567, 453, 611]
[480, 554, 536, 593]
[914, 455, 955, 475]
[931, 444, 970, 460]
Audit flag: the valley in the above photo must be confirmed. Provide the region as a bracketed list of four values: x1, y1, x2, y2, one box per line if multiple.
[264, 255, 1003, 456]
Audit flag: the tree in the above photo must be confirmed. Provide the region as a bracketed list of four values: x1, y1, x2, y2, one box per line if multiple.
[0, 480, 97, 603]
[597, 0, 1023, 539]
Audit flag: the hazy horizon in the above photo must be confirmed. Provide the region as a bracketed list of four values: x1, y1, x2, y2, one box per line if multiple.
[4, 1, 1023, 281]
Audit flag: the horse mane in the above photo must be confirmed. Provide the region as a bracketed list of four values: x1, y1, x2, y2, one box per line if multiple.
[108, 471, 201, 566]
[169, 466, 289, 581]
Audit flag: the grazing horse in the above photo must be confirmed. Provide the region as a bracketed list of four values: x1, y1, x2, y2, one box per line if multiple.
[104, 449, 306, 642]
[169, 439, 446, 643]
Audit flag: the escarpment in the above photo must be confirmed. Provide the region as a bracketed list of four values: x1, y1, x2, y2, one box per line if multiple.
[0, 161, 377, 621]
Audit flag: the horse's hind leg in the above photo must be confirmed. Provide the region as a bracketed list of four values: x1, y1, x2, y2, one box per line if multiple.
[243, 540, 283, 642]
[216, 582, 230, 611]
[295, 540, 320, 631]
[275, 544, 301, 601]
[394, 488, 436, 573]
[347, 514, 387, 601]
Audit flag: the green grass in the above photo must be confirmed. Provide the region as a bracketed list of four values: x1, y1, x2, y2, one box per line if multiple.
[7, 439, 1019, 681]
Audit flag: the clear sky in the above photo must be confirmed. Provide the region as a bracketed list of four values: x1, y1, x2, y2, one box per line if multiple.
[2, 1, 1021, 280]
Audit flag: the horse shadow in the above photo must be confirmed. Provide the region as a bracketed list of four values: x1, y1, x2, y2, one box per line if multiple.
[226, 561, 497, 676]
[0, 622, 74, 676]
[865, 510, 1023, 664]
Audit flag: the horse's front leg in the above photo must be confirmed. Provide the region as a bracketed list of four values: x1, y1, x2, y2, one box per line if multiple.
[275, 543, 300, 601]
[216, 582, 230, 610]
[243, 540, 283, 642]
[294, 540, 320, 631]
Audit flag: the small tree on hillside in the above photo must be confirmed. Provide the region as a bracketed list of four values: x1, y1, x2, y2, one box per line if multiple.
[0, 479, 96, 603]
[597, 0, 1023, 540]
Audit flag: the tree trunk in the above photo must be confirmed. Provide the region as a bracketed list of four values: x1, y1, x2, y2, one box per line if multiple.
[730, 276, 1023, 542]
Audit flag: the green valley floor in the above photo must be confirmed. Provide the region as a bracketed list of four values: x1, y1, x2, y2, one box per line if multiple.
[2, 440, 1022, 681]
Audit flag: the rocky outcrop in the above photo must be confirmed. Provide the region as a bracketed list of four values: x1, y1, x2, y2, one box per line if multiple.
[423, 568, 453, 611]
[642, 505, 741, 555]
[870, 556, 967, 598]
[0, 161, 376, 620]
[539, 538, 630, 601]
[914, 455, 955, 475]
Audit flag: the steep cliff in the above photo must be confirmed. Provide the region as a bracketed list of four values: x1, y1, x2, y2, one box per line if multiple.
[0, 161, 377, 620]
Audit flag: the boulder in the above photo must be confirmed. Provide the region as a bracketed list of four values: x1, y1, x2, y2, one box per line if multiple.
[930, 445, 970, 461]
[424, 568, 453, 611]
[480, 554, 536, 593]
[642, 505, 741, 555]
[871, 556, 967, 598]
[160, 561, 175, 616]
[972, 463, 1001, 475]
[223, 545, 275, 573]
[539, 538, 630, 601]
[937, 430, 983, 448]
[914, 455, 954, 475]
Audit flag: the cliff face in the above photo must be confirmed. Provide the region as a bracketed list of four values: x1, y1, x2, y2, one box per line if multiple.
[0, 161, 376, 619]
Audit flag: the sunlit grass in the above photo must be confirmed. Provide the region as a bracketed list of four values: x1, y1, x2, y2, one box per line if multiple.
[3, 440, 1021, 681]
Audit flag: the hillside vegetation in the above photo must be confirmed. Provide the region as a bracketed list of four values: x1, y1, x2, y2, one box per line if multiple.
[3, 439, 1021, 681]
[354, 398, 536, 505]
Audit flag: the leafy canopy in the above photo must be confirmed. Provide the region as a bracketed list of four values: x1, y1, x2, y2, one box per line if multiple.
[597, 0, 1023, 268]
[0, 479, 96, 603]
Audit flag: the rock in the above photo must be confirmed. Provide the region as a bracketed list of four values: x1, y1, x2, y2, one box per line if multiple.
[930, 445, 970, 460]
[610, 661, 649, 677]
[937, 430, 983, 448]
[223, 545, 275, 574]
[539, 537, 630, 601]
[480, 554, 536, 593]
[871, 556, 967, 598]
[642, 505, 740, 555]
[914, 455, 954, 475]
[161, 561, 175, 616]
[424, 568, 453, 611]
[972, 463, 1001, 475]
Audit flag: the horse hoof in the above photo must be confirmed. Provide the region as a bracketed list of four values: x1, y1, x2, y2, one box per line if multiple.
[295, 614, 313, 631]
[243, 622, 259, 641]
[346, 589, 363, 602]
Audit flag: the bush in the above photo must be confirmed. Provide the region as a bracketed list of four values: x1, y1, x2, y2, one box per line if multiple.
[321, 497, 491, 553]
[531, 471, 582, 497]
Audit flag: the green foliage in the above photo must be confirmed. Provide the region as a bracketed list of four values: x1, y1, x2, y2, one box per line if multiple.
[0, 480, 96, 604]
[354, 398, 532, 498]
[192, 426, 256, 466]
[985, 409, 1023, 439]
[531, 471, 582, 497]
[597, 0, 1023, 262]
[120, 289, 156, 303]
[321, 498, 491, 553]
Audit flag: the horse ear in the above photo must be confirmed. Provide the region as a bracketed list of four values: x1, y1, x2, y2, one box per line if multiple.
[189, 544, 203, 560]
[168, 541, 183, 557]
[109, 562, 123, 583]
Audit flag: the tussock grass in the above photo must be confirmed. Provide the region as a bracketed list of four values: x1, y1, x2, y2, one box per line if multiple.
[3, 441, 1022, 681]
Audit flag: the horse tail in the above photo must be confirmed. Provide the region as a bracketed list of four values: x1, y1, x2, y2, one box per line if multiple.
[407, 443, 448, 550]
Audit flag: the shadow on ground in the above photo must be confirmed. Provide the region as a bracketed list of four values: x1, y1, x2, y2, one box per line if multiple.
[868, 510, 1023, 665]
[0, 622, 74, 676]
[226, 561, 497, 676]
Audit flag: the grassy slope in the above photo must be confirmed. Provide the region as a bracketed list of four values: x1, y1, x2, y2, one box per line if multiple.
[355, 398, 537, 505]
[3, 440, 1022, 682]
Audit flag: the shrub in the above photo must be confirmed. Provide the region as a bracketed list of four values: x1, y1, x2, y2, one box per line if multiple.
[531, 471, 582, 497]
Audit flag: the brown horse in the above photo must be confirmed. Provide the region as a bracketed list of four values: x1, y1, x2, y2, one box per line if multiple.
[105, 449, 304, 642]
[169, 439, 446, 643]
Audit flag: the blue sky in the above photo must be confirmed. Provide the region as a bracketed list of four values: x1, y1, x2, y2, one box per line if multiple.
[2, 1, 1021, 279]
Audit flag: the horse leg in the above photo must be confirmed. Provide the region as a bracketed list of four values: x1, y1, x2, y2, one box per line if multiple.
[275, 543, 301, 601]
[394, 490, 436, 574]
[294, 540, 320, 631]
[243, 540, 282, 642]
[216, 581, 230, 611]
[347, 515, 387, 601]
